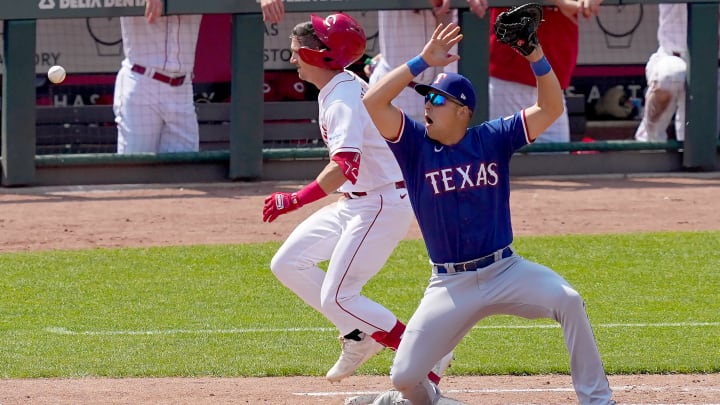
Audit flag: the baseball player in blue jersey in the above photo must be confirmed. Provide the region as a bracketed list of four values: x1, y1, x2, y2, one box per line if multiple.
[362, 17, 615, 405]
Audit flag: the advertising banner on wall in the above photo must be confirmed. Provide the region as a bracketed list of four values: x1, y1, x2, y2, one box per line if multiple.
[0, 5, 660, 112]
[0, 5, 657, 75]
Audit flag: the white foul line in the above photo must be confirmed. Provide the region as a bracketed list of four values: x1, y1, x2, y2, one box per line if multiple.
[42, 322, 720, 336]
[295, 385, 720, 397]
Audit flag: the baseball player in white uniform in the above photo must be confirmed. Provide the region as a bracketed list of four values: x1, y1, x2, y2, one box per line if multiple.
[114, 0, 201, 153]
[263, 13, 452, 385]
[635, 3, 720, 142]
[369, 1, 488, 122]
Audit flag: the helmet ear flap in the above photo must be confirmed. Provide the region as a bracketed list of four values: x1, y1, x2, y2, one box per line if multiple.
[297, 47, 331, 69]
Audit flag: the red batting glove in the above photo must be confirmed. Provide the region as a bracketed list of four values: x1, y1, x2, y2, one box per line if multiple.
[263, 192, 301, 223]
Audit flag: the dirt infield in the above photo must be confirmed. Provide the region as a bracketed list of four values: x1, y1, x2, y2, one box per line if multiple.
[1, 174, 719, 404]
[3, 374, 720, 404]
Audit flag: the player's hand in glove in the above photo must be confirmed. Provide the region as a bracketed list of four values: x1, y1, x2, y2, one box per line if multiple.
[263, 192, 302, 223]
[494, 3, 544, 56]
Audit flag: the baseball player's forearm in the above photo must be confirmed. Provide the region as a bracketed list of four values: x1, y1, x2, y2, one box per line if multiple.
[366, 64, 415, 109]
[262, 162, 342, 223]
[261, 0, 285, 23]
[524, 48, 564, 140]
[363, 64, 411, 140]
[316, 161, 351, 193]
[550, 0, 602, 19]
[145, 0, 163, 23]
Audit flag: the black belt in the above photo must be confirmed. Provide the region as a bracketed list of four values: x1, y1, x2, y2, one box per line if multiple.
[131, 64, 186, 87]
[343, 181, 406, 199]
[433, 247, 513, 274]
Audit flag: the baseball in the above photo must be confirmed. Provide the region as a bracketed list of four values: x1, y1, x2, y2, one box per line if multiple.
[48, 65, 66, 84]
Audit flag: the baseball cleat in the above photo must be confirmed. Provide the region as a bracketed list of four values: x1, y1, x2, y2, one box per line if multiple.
[344, 393, 380, 405]
[326, 332, 384, 382]
[371, 382, 451, 405]
[370, 389, 409, 405]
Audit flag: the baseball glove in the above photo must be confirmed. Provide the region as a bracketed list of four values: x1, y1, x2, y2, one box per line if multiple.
[494, 3, 544, 56]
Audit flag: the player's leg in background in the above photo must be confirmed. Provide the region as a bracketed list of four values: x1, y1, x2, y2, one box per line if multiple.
[158, 81, 200, 153]
[635, 53, 686, 142]
[490, 77, 569, 143]
[489, 77, 535, 120]
[114, 67, 164, 153]
[269, 203, 342, 313]
[673, 84, 686, 141]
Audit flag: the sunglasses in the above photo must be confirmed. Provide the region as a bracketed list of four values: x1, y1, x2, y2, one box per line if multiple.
[425, 92, 463, 107]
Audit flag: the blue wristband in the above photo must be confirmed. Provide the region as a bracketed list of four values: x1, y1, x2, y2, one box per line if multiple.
[406, 55, 430, 77]
[530, 56, 552, 77]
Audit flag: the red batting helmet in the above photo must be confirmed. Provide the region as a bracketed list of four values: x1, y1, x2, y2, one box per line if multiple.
[298, 13, 366, 70]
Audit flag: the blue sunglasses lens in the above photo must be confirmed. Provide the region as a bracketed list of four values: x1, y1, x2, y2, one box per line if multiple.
[425, 93, 447, 106]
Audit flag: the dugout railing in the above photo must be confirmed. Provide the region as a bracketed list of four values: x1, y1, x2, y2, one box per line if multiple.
[32, 102, 322, 154]
[28, 95, 580, 154]
[1, 0, 718, 187]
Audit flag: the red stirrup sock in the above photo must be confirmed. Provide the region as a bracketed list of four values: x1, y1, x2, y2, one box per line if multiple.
[371, 320, 405, 351]
[371, 320, 444, 384]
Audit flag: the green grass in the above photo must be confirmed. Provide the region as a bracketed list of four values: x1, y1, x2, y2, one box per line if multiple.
[0, 231, 718, 378]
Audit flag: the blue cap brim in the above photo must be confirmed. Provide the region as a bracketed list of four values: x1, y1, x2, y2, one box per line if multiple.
[414, 84, 433, 97]
[414, 84, 465, 107]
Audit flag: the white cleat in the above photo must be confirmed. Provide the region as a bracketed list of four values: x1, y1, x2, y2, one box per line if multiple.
[326, 332, 384, 382]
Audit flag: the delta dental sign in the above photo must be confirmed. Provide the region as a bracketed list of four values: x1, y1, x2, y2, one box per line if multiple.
[38, 0, 145, 10]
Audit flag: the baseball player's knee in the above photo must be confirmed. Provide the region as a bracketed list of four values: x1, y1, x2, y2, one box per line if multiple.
[646, 88, 675, 122]
[318, 293, 337, 312]
[389, 353, 429, 390]
[556, 287, 585, 314]
[654, 72, 685, 95]
[269, 252, 297, 279]
[389, 368, 424, 393]
[650, 88, 673, 107]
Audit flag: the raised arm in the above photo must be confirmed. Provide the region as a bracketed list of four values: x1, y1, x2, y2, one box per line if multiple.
[522, 47, 564, 141]
[494, 4, 563, 140]
[363, 23, 463, 140]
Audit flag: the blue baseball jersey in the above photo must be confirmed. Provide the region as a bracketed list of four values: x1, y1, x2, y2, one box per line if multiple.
[386, 112, 531, 264]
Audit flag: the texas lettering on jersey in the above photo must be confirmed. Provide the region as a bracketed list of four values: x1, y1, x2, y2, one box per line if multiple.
[425, 162, 499, 194]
